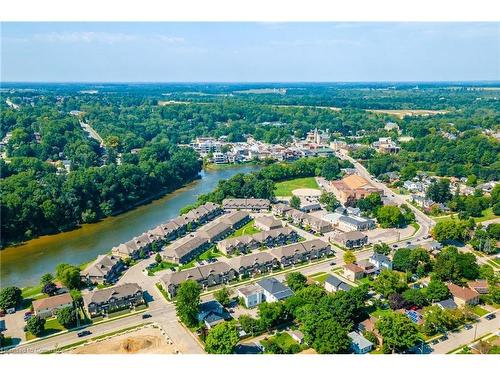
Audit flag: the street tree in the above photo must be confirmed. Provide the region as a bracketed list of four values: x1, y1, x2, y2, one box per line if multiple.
[175, 280, 201, 328]
[204, 321, 240, 354]
[214, 286, 232, 307]
[376, 312, 419, 353]
[285, 272, 308, 292]
[26, 316, 46, 337]
[343, 250, 356, 265]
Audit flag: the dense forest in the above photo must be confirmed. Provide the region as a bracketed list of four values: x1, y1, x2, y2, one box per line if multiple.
[1, 82, 499, 246]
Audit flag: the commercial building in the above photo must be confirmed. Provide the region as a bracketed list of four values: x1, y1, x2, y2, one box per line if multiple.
[330, 175, 383, 205]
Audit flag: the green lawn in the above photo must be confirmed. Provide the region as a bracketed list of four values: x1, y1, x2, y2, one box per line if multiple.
[310, 272, 330, 284]
[274, 177, 319, 196]
[26, 318, 65, 340]
[147, 261, 178, 275]
[178, 246, 223, 270]
[22, 285, 43, 299]
[370, 308, 393, 319]
[261, 332, 303, 353]
[472, 305, 489, 317]
[228, 220, 261, 238]
[434, 208, 498, 224]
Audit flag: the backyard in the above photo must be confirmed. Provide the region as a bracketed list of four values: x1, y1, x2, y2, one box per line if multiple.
[274, 177, 319, 196]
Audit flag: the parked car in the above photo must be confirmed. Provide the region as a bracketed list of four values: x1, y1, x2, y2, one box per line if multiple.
[440, 335, 448, 342]
[485, 314, 496, 321]
[329, 261, 336, 266]
[464, 324, 473, 330]
[77, 330, 92, 338]
[0, 311, 5, 317]
[431, 339, 439, 345]
[142, 314, 152, 319]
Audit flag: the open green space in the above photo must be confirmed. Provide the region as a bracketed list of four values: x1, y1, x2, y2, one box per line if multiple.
[228, 220, 261, 238]
[178, 246, 224, 271]
[274, 177, 319, 196]
[26, 318, 65, 340]
[147, 261, 178, 275]
[434, 208, 498, 224]
[260, 332, 304, 353]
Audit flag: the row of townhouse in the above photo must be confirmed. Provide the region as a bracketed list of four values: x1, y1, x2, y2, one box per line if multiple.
[222, 198, 271, 212]
[80, 254, 124, 285]
[83, 283, 145, 317]
[162, 211, 251, 264]
[112, 202, 223, 259]
[160, 239, 332, 298]
[217, 227, 300, 256]
[272, 204, 332, 233]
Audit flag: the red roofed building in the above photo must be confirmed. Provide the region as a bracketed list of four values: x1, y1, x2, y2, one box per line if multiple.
[448, 283, 480, 306]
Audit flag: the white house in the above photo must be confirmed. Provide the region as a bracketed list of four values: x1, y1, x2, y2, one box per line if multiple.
[348, 331, 374, 354]
[237, 285, 264, 308]
[369, 253, 393, 270]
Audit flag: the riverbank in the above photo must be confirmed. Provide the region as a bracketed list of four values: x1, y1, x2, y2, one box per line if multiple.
[0, 165, 260, 288]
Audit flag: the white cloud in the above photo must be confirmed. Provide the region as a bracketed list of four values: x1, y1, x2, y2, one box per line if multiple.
[32, 31, 139, 44]
[269, 38, 361, 47]
[154, 35, 185, 44]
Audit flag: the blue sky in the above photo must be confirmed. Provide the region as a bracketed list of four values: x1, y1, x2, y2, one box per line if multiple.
[1, 22, 499, 82]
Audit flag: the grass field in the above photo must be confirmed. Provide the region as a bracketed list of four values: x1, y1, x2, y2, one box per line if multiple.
[434, 208, 498, 224]
[178, 246, 224, 270]
[274, 177, 319, 196]
[229, 220, 261, 238]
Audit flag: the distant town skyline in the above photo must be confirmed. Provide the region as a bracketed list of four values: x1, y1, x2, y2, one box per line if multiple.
[1, 22, 499, 82]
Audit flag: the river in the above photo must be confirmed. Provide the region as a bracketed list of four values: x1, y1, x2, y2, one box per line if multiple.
[0, 165, 259, 288]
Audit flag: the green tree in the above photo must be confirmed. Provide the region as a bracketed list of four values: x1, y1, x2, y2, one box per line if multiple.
[214, 286, 232, 307]
[154, 253, 162, 264]
[372, 270, 407, 298]
[290, 195, 301, 209]
[42, 281, 58, 296]
[424, 279, 451, 302]
[0, 286, 22, 310]
[258, 302, 287, 331]
[238, 314, 262, 337]
[319, 192, 339, 212]
[26, 316, 46, 337]
[426, 179, 452, 203]
[376, 205, 406, 228]
[55, 264, 81, 290]
[204, 321, 240, 354]
[376, 312, 419, 353]
[285, 272, 308, 292]
[175, 280, 201, 328]
[40, 273, 54, 285]
[432, 219, 471, 243]
[402, 289, 428, 307]
[312, 319, 351, 354]
[433, 246, 479, 282]
[320, 157, 341, 180]
[343, 250, 356, 264]
[373, 243, 391, 256]
[57, 306, 78, 329]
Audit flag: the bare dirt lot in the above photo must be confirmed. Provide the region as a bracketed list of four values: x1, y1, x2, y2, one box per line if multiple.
[69, 326, 179, 354]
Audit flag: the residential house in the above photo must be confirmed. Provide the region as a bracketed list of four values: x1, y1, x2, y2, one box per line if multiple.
[303, 216, 332, 233]
[369, 253, 393, 270]
[468, 280, 489, 294]
[290, 331, 304, 344]
[269, 239, 332, 268]
[237, 285, 264, 308]
[229, 252, 278, 279]
[256, 277, 294, 303]
[254, 216, 283, 231]
[348, 331, 374, 354]
[343, 263, 365, 282]
[435, 298, 458, 310]
[84, 283, 144, 317]
[160, 262, 236, 298]
[357, 259, 377, 275]
[448, 283, 480, 306]
[272, 203, 292, 217]
[220, 210, 251, 229]
[218, 227, 299, 255]
[185, 202, 222, 227]
[199, 221, 233, 243]
[357, 316, 381, 344]
[32, 293, 73, 319]
[111, 234, 152, 259]
[334, 231, 368, 249]
[162, 235, 210, 264]
[324, 275, 352, 293]
[222, 198, 270, 212]
[198, 300, 226, 329]
[80, 254, 124, 284]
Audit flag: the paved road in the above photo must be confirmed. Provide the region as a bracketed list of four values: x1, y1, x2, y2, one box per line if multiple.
[430, 311, 500, 354]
